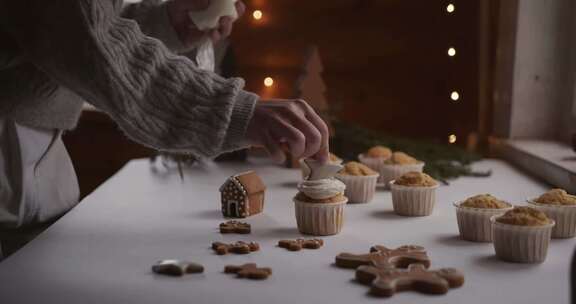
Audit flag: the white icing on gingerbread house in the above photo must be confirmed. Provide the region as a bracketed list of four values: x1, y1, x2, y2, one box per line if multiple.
[220, 171, 266, 218]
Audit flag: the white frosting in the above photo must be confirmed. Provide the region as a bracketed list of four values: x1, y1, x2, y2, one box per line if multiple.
[298, 178, 346, 200]
[188, 0, 238, 30]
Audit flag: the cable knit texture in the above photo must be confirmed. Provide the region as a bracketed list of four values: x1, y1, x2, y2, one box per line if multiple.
[0, 0, 258, 159]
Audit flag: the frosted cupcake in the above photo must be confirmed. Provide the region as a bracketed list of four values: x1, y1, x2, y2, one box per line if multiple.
[454, 194, 513, 242]
[294, 177, 347, 236]
[380, 152, 425, 186]
[358, 146, 392, 183]
[300, 153, 343, 179]
[390, 172, 438, 216]
[491, 207, 555, 263]
[336, 162, 380, 204]
[528, 189, 576, 238]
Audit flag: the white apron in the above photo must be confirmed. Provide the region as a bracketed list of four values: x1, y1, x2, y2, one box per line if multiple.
[0, 119, 79, 259]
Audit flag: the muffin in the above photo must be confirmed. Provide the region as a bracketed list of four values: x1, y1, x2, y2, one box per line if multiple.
[336, 162, 380, 204]
[528, 189, 576, 238]
[454, 194, 513, 242]
[491, 207, 555, 263]
[358, 146, 392, 183]
[294, 177, 348, 235]
[299, 153, 343, 179]
[389, 172, 438, 216]
[379, 152, 425, 186]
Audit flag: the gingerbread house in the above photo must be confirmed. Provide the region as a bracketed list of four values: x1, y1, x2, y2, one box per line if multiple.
[220, 171, 266, 218]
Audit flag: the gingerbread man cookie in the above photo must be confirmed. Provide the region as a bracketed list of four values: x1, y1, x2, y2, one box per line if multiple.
[335, 245, 430, 269]
[224, 263, 272, 280]
[212, 241, 260, 255]
[219, 221, 251, 234]
[151, 260, 204, 276]
[356, 264, 464, 297]
[278, 239, 324, 251]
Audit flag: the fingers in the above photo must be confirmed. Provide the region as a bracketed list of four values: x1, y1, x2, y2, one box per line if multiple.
[218, 16, 234, 37]
[278, 104, 322, 160]
[209, 29, 222, 43]
[294, 99, 330, 163]
[263, 130, 286, 164]
[235, 1, 246, 17]
[269, 116, 306, 159]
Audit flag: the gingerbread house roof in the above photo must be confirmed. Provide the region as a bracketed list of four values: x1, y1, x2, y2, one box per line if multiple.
[220, 171, 266, 195]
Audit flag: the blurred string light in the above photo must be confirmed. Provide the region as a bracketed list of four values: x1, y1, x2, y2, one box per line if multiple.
[446, 4, 455, 13]
[264, 77, 274, 87]
[448, 47, 456, 57]
[448, 134, 457, 144]
[252, 10, 263, 20]
[450, 91, 460, 101]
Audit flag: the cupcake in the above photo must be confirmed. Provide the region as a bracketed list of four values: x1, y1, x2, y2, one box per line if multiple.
[527, 189, 576, 238]
[379, 152, 425, 186]
[294, 164, 348, 235]
[336, 162, 380, 204]
[358, 146, 392, 183]
[299, 153, 343, 179]
[491, 207, 555, 263]
[389, 172, 438, 216]
[454, 194, 513, 242]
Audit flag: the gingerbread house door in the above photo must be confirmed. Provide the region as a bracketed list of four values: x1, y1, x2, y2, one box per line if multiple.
[227, 201, 239, 217]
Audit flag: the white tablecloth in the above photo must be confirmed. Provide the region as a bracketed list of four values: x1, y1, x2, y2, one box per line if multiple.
[0, 158, 572, 304]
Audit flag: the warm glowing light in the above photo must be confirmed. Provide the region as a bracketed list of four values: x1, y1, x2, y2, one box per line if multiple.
[264, 77, 274, 87]
[448, 47, 456, 57]
[446, 4, 455, 13]
[450, 91, 460, 101]
[253, 10, 263, 20]
[449, 134, 457, 144]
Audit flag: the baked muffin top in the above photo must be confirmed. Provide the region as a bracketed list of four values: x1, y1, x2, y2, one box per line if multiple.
[535, 189, 576, 205]
[338, 161, 378, 176]
[394, 172, 437, 187]
[384, 152, 420, 165]
[329, 153, 342, 163]
[496, 207, 551, 226]
[460, 194, 510, 209]
[365, 146, 392, 158]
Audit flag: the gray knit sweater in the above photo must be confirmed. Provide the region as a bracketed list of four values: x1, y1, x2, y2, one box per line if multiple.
[0, 0, 258, 159]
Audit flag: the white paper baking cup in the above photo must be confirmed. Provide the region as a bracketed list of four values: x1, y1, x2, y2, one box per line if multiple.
[389, 181, 438, 216]
[358, 154, 389, 183]
[335, 174, 379, 204]
[527, 199, 576, 238]
[299, 158, 343, 179]
[453, 201, 513, 242]
[294, 197, 347, 236]
[379, 162, 425, 187]
[490, 215, 555, 263]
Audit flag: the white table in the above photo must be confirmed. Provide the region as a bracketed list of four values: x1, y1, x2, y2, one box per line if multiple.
[0, 158, 573, 304]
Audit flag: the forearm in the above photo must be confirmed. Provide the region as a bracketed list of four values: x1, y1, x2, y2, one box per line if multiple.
[0, 0, 257, 158]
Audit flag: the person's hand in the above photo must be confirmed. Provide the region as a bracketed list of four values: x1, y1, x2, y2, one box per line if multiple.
[246, 99, 330, 164]
[167, 0, 246, 47]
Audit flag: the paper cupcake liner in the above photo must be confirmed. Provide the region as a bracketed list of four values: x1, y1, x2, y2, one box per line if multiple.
[335, 174, 379, 204]
[299, 158, 343, 179]
[294, 198, 347, 236]
[490, 216, 555, 263]
[390, 182, 437, 216]
[379, 163, 425, 187]
[454, 202, 513, 242]
[358, 154, 389, 183]
[527, 199, 576, 238]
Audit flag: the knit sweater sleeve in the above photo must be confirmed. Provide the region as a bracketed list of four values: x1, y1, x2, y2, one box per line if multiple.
[121, 0, 194, 54]
[0, 0, 258, 159]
